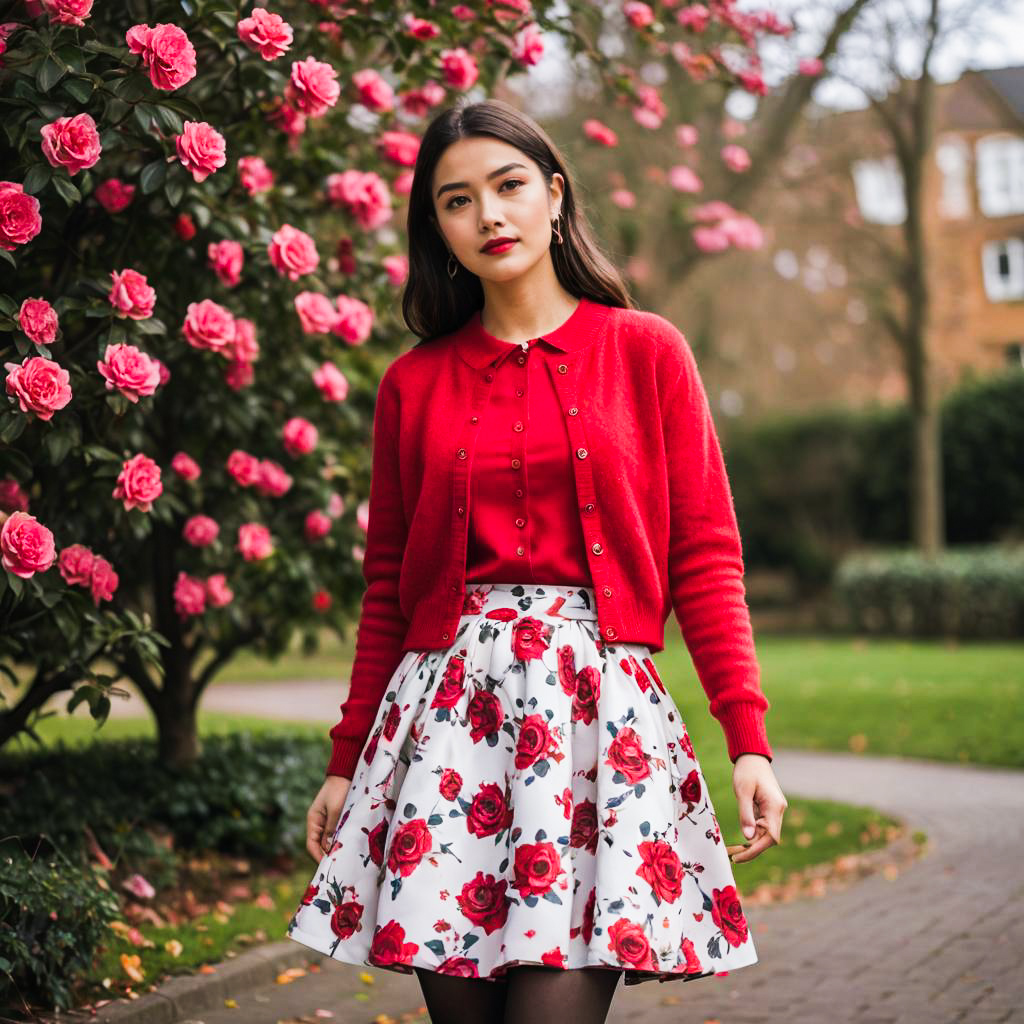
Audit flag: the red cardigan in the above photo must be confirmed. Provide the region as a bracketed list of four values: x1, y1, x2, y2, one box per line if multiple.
[327, 297, 774, 778]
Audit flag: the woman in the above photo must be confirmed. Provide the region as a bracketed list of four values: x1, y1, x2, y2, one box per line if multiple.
[287, 98, 788, 1024]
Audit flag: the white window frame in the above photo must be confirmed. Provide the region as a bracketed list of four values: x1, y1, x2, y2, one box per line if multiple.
[975, 134, 1024, 217]
[981, 237, 1024, 301]
[851, 155, 906, 225]
[935, 136, 970, 219]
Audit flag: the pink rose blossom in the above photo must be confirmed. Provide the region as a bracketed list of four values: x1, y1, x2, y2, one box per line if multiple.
[256, 459, 292, 497]
[393, 169, 414, 196]
[108, 268, 156, 320]
[174, 571, 207, 617]
[268, 223, 318, 280]
[738, 69, 767, 96]
[691, 200, 737, 222]
[282, 417, 318, 457]
[154, 357, 170, 386]
[512, 24, 544, 65]
[668, 165, 702, 192]
[1, 511, 55, 579]
[376, 130, 420, 167]
[799, 57, 824, 77]
[294, 291, 338, 335]
[97, 343, 161, 403]
[305, 509, 331, 542]
[268, 99, 306, 139]
[125, 23, 197, 91]
[183, 298, 236, 354]
[174, 213, 196, 240]
[18, 298, 58, 346]
[237, 155, 274, 195]
[112, 453, 163, 513]
[382, 253, 408, 286]
[623, 1, 654, 28]
[333, 295, 373, 345]
[228, 317, 259, 363]
[399, 81, 446, 118]
[206, 573, 233, 607]
[224, 357, 252, 391]
[59, 543, 94, 586]
[327, 493, 344, 518]
[95, 178, 136, 213]
[583, 119, 618, 147]
[0, 478, 30, 514]
[610, 188, 636, 209]
[171, 452, 201, 481]
[4, 355, 71, 421]
[692, 224, 730, 252]
[183, 514, 219, 547]
[237, 522, 273, 561]
[325, 170, 392, 230]
[451, 5, 476, 20]
[402, 14, 440, 38]
[313, 362, 348, 402]
[89, 554, 118, 605]
[0, 182, 42, 251]
[677, 4, 710, 31]
[40, 114, 101, 175]
[312, 588, 332, 612]
[632, 84, 666, 130]
[675, 123, 699, 147]
[721, 143, 751, 172]
[237, 8, 293, 60]
[207, 240, 244, 288]
[286, 56, 340, 118]
[439, 47, 479, 90]
[356, 499, 370, 532]
[720, 214, 763, 250]
[175, 121, 226, 183]
[42, 0, 93, 27]
[352, 68, 395, 112]
[227, 449, 261, 487]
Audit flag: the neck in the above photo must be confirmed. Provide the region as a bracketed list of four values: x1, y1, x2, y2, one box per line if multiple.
[478, 260, 579, 344]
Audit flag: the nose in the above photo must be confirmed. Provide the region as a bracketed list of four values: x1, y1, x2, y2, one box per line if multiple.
[477, 194, 504, 231]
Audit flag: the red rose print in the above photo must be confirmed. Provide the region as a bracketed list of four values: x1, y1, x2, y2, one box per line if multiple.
[467, 688, 504, 743]
[680, 728, 695, 761]
[512, 615, 551, 661]
[439, 768, 462, 801]
[462, 587, 487, 614]
[571, 665, 600, 724]
[711, 885, 749, 947]
[431, 654, 466, 710]
[512, 840, 564, 897]
[382, 700, 401, 740]
[679, 768, 702, 807]
[606, 917, 658, 971]
[643, 656, 668, 693]
[569, 797, 599, 854]
[630, 654, 653, 693]
[581, 885, 596, 944]
[466, 782, 513, 838]
[485, 606, 518, 621]
[386, 818, 432, 877]
[366, 818, 389, 867]
[437, 955, 480, 976]
[541, 947, 566, 967]
[456, 870, 510, 934]
[330, 898, 363, 939]
[368, 919, 419, 967]
[363, 726, 381, 765]
[301, 882, 318, 905]
[556, 644, 577, 695]
[515, 712, 556, 769]
[605, 726, 651, 784]
[681, 936, 704, 973]
[636, 839, 683, 903]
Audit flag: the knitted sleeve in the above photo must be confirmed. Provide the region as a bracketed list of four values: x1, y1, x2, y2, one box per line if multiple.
[326, 365, 410, 778]
[661, 327, 773, 764]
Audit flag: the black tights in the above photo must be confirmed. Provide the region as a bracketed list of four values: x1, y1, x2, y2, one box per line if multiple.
[414, 963, 622, 1024]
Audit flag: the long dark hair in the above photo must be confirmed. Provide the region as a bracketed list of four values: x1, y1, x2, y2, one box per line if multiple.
[402, 98, 637, 343]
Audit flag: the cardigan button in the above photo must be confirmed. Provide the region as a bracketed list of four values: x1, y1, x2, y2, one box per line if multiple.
[516, 545, 525, 556]
[442, 632, 449, 640]
[457, 506, 465, 516]
[484, 373, 493, 382]
[583, 503, 595, 514]
[603, 586, 612, 597]
[515, 488, 523, 497]
[604, 626, 617, 639]
[568, 407, 578, 415]
[513, 421, 523, 431]
[557, 363, 568, 374]
[515, 517, 525, 528]
[517, 355, 526, 365]
[457, 448, 467, 458]
[511, 458, 521, 469]
[471, 415, 479, 423]
[592, 542, 603, 554]
[576, 447, 588, 459]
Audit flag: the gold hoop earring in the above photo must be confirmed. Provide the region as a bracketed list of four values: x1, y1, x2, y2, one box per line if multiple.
[551, 213, 564, 245]
[447, 252, 458, 278]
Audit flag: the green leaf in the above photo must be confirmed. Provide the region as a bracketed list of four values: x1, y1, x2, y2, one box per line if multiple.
[134, 101, 159, 135]
[0, 414, 26, 444]
[22, 163, 53, 195]
[62, 78, 94, 104]
[106, 321, 127, 345]
[44, 428, 74, 465]
[134, 316, 166, 336]
[0, 295, 16, 316]
[51, 173, 81, 206]
[140, 158, 167, 194]
[164, 172, 185, 208]
[154, 104, 184, 135]
[36, 55, 66, 93]
[0, 250, 15, 269]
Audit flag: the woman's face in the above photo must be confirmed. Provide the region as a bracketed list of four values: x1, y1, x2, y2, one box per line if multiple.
[430, 135, 564, 283]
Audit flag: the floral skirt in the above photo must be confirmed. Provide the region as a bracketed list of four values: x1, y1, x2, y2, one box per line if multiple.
[286, 582, 759, 986]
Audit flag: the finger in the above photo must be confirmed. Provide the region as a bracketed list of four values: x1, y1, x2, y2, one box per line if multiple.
[729, 834, 773, 863]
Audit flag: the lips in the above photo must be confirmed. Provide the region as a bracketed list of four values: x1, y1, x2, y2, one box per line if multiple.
[481, 237, 518, 253]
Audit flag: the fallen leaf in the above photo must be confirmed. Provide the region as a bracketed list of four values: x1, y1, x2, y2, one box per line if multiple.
[165, 939, 183, 957]
[225, 998, 238, 1008]
[198, 965, 217, 975]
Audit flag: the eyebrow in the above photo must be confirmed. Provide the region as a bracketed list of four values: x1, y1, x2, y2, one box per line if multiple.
[435, 162, 529, 199]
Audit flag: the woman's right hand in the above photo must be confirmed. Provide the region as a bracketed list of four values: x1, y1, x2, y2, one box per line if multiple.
[306, 774, 352, 863]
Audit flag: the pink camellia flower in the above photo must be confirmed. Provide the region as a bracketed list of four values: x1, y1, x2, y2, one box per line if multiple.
[205, 572, 233, 607]
[237, 155, 274, 195]
[228, 317, 259, 363]
[799, 57, 824, 77]
[623, 1, 654, 28]
[18, 298, 59, 346]
[112, 453, 163, 513]
[356, 498, 370, 532]
[512, 24, 544, 65]
[97, 343, 161, 403]
[294, 291, 338, 335]
[738, 69, 767, 96]
[333, 295, 373, 345]
[439, 47, 479, 90]
[108, 268, 156, 320]
[304, 509, 331, 542]
[183, 298, 236, 354]
[224, 359, 250, 393]
[154, 357, 170, 386]
[0, 182, 42, 251]
[58, 543, 94, 586]
[691, 199, 737, 223]
[268, 99, 306, 139]
[675, 123, 699, 147]
[207, 240, 244, 288]
[692, 224, 730, 253]
[89, 554, 118, 606]
[226, 449, 261, 487]
[125, 23, 197, 91]
[175, 121, 226, 183]
[325, 170, 392, 230]
[95, 178, 136, 214]
[402, 14, 439, 38]
[286, 56, 340, 118]
[632, 84, 666, 130]
[256, 458, 292, 497]
[4, 355, 71, 421]
[171, 451, 200, 481]
[610, 188, 636, 209]
[237, 522, 273, 561]
[237, 8, 293, 60]
[1, 511, 56, 579]
[399, 81, 446, 118]
[173, 571, 206, 617]
[121, 873, 155, 901]
[282, 416, 318, 457]
[376, 130, 420, 168]
[668, 164, 702, 192]
[327, 493, 344, 518]
[174, 212, 196, 240]
[721, 143, 751, 172]
[392, 169, 414, 196]
[312, 588, 332, 612]
[0, 477, 30, 514]
[677, 3, 710, 31]
[451, 5, 476, 20]
[720, 214, 764, 250]
[268, 224, 318, 281]
[42, 0, 92, 26]
[352, 68, 395, 112]
[382, 253, 408, 286]
[40, 113, 101, 175]
[313, 362, 348, 402]
[583, 119, 618, 147]
[183, 514, 219, 547]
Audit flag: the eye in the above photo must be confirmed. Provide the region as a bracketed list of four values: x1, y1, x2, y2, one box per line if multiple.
[445, 178, 525, 210]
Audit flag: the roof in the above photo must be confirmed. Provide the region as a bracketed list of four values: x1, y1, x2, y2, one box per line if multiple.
[979, 66, 1024, 123]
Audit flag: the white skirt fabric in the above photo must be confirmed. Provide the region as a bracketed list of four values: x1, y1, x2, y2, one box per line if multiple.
[287, 582, 760, 985]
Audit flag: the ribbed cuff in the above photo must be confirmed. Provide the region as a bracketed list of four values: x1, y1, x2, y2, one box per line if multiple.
[719, 702, 773, 764]
[326, 735, 364, 779]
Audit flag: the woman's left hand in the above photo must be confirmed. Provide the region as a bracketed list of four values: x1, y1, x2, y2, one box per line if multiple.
[727, 752, 787, 864]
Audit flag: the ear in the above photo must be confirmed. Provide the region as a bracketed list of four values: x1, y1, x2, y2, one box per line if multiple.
[549, 172, 565, 218]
